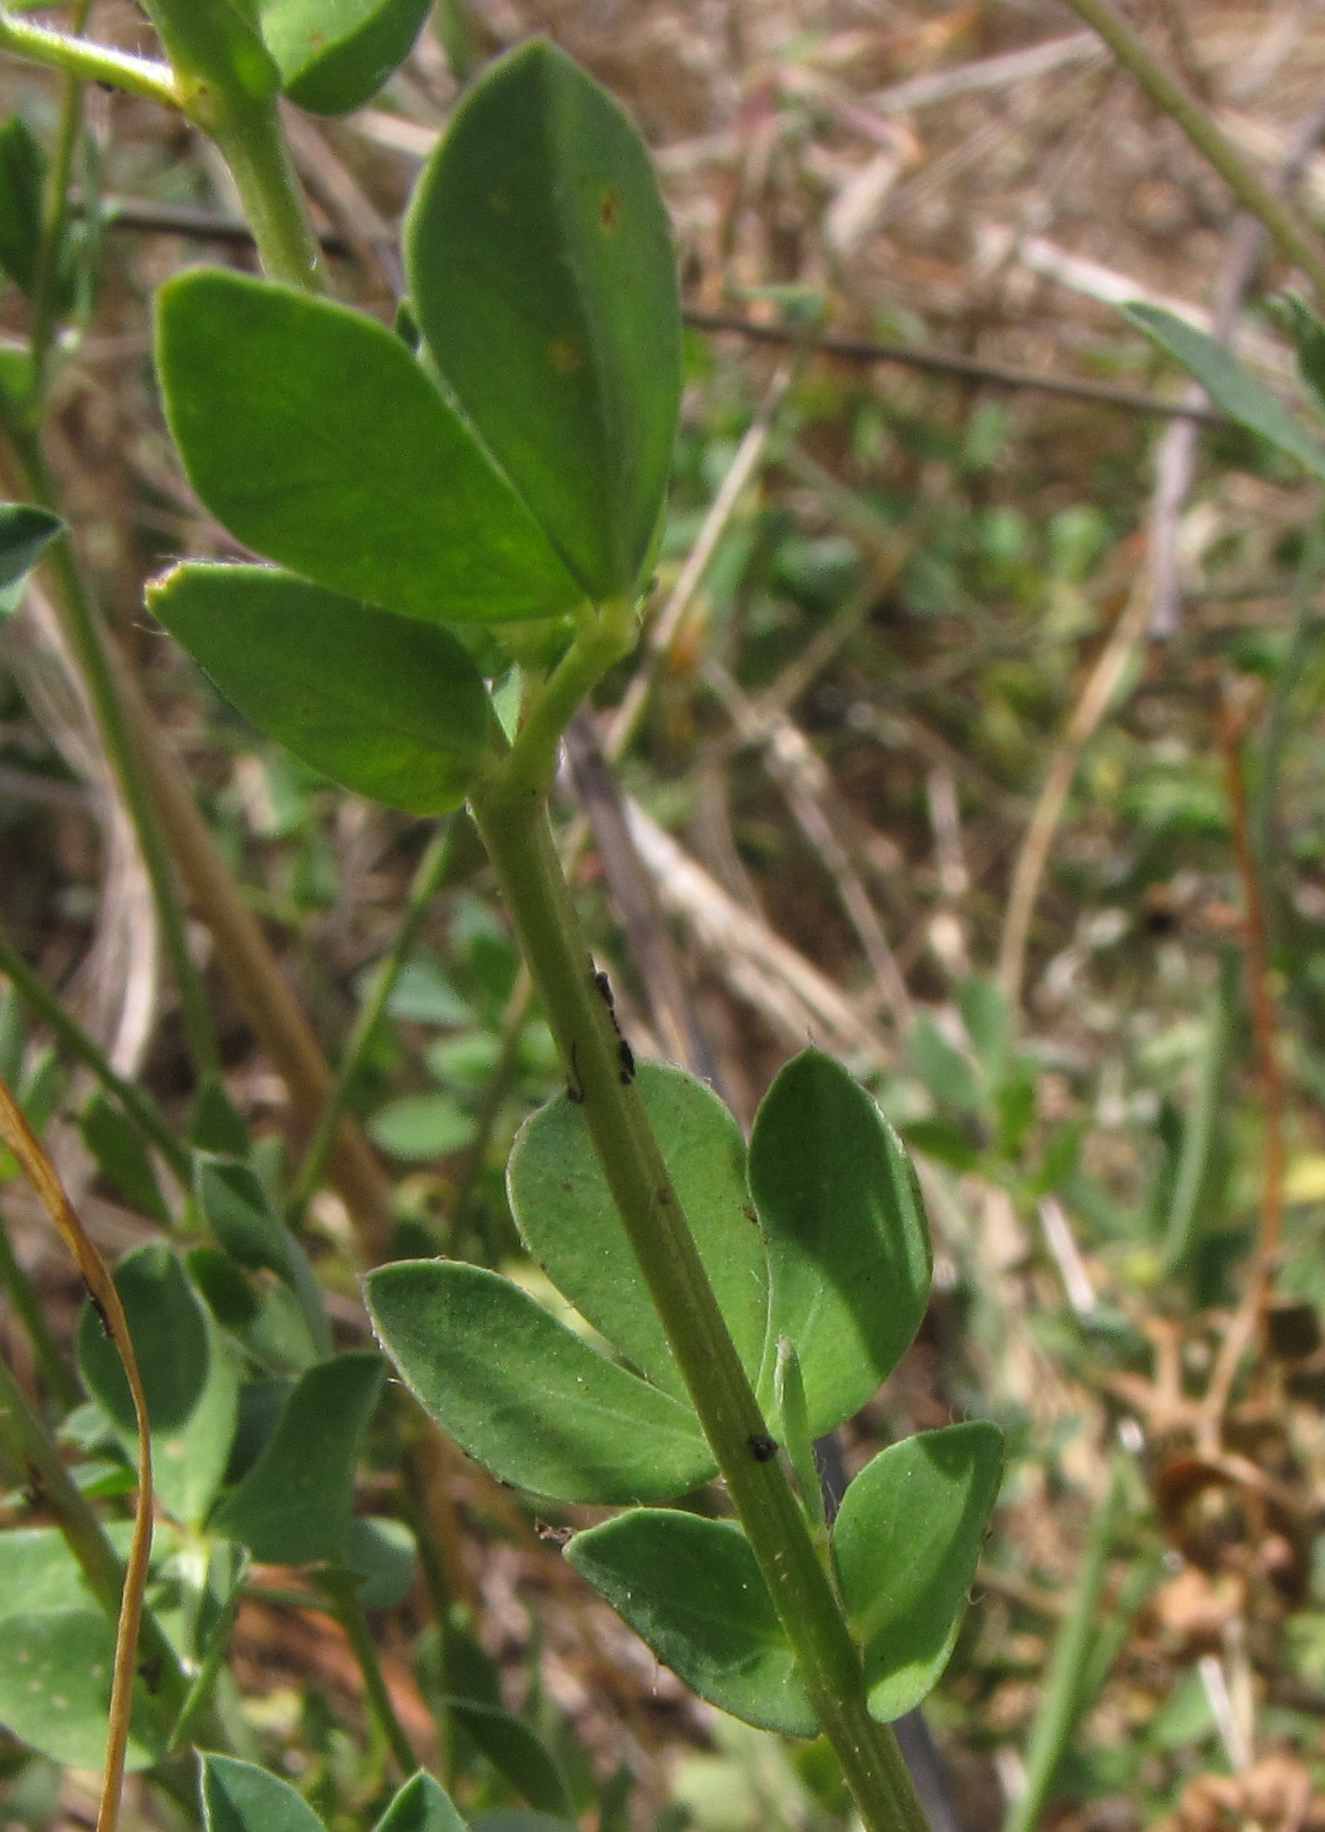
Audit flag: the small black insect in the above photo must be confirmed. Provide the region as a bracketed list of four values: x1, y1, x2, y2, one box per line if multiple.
[88, 1291, 112, 1338]
[748, 1433, 778, 1462]
[592, 968, 615, 1012]
[618, 1037, 636, 1084]
[567, 1042, 585, 1104]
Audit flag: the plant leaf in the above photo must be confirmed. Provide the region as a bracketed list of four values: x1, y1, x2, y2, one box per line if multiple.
[0, 501, 62, 591]
[155, 269, 581, 624]
[0, 1609, 167, 1770]
[194, 1152, 331, 1357]
[748, 1050, 931, 1434]
[565, 1510, 818, 1737]
[343, 1515, 417, 1611]
[1275, 293, 1325, 421]
[148, 564, 492, 815]
[1126, 303, 1325, 479]
[833, 1422, 1003, 1722]
[258, 0, 430, 114]
[77, 1242, 240, 1527]
[447, 1702, 572, 1818]
[406, 39, 681, 600]
[0, 117, 45, 295]
[373, 1773, 467, 1832]
[0, 1520, 178, 1620]
[200, 1752, 327, 1832]
[364, 1260, 715, 1503]
[209, 1351, 385, 1562]
[508, 1065, 766, 1400]
[80, 1091, 170, 1225]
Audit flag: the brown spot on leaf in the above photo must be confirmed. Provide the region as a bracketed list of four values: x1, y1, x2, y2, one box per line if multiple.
[548, 337, 584, 374]
[599, 186, 622, 233]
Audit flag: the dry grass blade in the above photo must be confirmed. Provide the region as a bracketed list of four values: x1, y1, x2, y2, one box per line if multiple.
[0, 1076, 153, 1832]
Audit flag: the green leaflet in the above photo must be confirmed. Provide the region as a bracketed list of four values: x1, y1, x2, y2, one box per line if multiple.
[258, 0, 430, 114]
[748, 1050, 932, 1434]
[833, 1422, 1003, 1722]
[155, 270, 582, 625]
[566, 1510, 817, 1738]
[365, 1260, 716, 1504]
[148, 564, 492, 814]
[508, 1065, 766, 1401]
[407, 40, 681, 600]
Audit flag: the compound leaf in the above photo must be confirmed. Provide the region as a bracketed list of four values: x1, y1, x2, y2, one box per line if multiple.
[508, 1065, 766, 1401]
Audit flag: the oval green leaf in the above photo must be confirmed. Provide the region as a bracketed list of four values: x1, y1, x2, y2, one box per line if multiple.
[566, 1510, 818, 1738]
[209, 1351, 385, 1563]
[148, 563, 492, 815]
[77, 1242, 240, 1527]
[406, 39, 681, 600]
[259, 0, 430, 114]
[508, 1065, 766, 1401]
[0, 1609, 167, 1771]
[200, 1752, 328, 1832]
[748, 1050, 932, 1435]
[155, 269, 581, 624]
[373, 1773, 467, 1832]
[364, 1260, 715, 1503]
[833, 1422, 1003, 1723]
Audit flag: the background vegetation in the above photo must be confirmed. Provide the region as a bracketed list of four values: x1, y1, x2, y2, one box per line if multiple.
[2, 0, 1325, 1826]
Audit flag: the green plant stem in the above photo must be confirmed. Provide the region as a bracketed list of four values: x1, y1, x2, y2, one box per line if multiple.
[467, 784, 927, 1832]
[319, 1571, 419, 1778]
[0, 928, 190, 1184]
[206, 95, 327, 293]
[1064, 0, 1325, 299]
[290, 821, 463, 1224]
[0, 1354, 189, 1726]
[28, 0, 91, 390]
[4, 430, 220, 1082]
[0, 10, 178, 107]
[494, 601, 637, 802]
[0, 1207, 81, 1409]
[1001, 1457, 1128, 1832]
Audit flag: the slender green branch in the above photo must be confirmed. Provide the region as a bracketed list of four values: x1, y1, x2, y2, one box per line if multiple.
[206, 95, 328, 292]
[0, 12, 178, 109]
[491, 601, 636, 803]
[319, 1570, 419, 1778]
[1064, 0, 1325, 299]
[467, 786, 927, 1832]
[2, 429, 220, 1080]
[28, 0, 91, 389]
[289, 821, 461, 1224]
